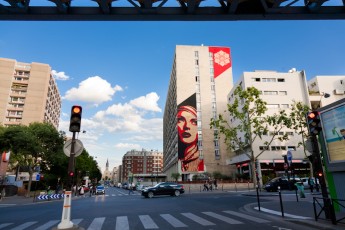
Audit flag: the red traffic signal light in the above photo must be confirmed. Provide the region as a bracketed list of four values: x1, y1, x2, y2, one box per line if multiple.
[318, 172, 323, 177]
[306, 111, 322, 135]
[69, 171, 74, 177]
[69, 105, 82, 132]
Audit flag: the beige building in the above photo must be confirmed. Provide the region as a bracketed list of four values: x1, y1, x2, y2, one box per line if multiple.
[0, 58, 61, 129]
[227, 69, 311, 184]
[308, 75, 345, 109]
[163, 45, 236, 181]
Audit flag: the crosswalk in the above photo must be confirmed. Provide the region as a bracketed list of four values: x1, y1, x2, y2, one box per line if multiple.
[0, 210, 271, 230]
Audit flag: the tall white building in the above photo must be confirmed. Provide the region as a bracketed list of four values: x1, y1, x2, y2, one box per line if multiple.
[163, 45, 236, 181]
[227, 69, 311, 183]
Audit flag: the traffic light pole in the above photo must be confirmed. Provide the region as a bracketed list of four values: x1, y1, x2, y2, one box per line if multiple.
[309, 135, 334, 221]
[67, 132, 76, 190]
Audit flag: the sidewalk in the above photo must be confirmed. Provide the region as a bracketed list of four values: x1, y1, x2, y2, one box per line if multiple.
[241, 189, 345, 230]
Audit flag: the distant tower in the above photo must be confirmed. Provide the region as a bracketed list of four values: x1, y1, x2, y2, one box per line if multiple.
[102, 159, 112, 182]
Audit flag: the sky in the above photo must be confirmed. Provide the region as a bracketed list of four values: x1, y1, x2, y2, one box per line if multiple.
[1, 3, 345, 173]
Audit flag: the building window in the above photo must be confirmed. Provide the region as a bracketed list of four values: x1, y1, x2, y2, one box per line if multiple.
[252, 78, 260, 82]
[286, 132, 294, 136]
[279, 91, 287, 95]
[267, 104, 279, 109]
[287, 146, 296, 151]
[195, 51, 199, 58]
[281, 104, 289, 108]
[277, 78, 285, 82]
[263, 91, 278, 95]
[262, 78, 276, 82]
[195, 59, 199, 65]
[259, 146, 269, 150]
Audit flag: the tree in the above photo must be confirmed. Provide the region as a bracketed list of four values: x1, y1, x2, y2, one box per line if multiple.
[171, 173, 181, 182]
[289, 101, 313, 176]
[210, 86, 292, 187]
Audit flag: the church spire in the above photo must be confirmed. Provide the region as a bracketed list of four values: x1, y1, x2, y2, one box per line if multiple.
[106, 158, 109, 170]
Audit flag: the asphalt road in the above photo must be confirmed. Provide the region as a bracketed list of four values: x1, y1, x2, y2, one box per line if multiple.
[0, 186, 336, 230]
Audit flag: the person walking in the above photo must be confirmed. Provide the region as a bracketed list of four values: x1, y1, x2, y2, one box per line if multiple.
[128, 184, 134, 195]
[203, 181, 209, 191]
[308, 177, 315, 194]
[214, 179, 218, 190]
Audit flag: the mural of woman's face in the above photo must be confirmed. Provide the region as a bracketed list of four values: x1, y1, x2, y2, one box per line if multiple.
[177, 109, 198, 144]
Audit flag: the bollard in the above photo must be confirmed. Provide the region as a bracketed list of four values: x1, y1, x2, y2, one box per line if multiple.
[222, 184, 223, 191]
[200, 186, 201, 192]
[295, 187, 299, 202]
[189, 185, 190, 194]
[278, 186, 284, 217]
[256, 185, 261, 211]
[235, 182, 237, 192]
[248, 182, 250, 191]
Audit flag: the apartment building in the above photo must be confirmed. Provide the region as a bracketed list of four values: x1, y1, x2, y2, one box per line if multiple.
[0, 58, 61, 129]
[308, 75, 345, 109]
[227, 69, 311, 184]
[122, 150, 163, 184]
[163, 45, 236, 181]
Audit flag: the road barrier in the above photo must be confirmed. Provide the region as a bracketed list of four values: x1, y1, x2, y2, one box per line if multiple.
[36, 193, 64, 201]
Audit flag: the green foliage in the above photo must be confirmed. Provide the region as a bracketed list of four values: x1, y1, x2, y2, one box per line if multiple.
[0, 123, 101, 191]
[171, 172, 181, 182]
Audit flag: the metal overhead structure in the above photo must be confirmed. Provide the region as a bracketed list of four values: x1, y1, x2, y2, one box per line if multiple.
[0, 0, 345, 21]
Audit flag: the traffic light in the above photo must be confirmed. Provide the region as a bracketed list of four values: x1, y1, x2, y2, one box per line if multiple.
[306, 111, 322, 135]
[69, 105, 82, 132]
[69, 171, 74, 177]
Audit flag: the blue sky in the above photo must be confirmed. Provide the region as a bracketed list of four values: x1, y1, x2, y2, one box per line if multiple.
[1, 16, 345, 172]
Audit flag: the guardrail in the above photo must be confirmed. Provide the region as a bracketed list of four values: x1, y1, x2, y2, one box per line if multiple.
[313, 197, 345, 225]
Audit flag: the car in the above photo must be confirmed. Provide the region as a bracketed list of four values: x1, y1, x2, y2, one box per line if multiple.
[264, 177, 300, 192]
[141, 182, 184, 198]
[95, 185, 105, 195]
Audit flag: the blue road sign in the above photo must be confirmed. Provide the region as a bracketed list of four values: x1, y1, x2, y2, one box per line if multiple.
[287, 150, 292, 165]
[36, 174, 40, 181]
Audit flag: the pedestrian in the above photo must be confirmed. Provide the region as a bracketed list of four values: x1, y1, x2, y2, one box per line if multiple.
[79, 185, 85, 196]
[203, 181, 209, 191]
[214, 179, 218, 190]
[128, 184, 134, 195]
[308, 177, 315, 194]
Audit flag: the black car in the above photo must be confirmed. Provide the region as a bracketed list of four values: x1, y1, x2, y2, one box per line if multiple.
[141, 182, 184, 198]
[264, 177, 299, 192]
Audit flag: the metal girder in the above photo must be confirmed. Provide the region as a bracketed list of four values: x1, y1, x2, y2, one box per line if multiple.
[0, 0, 345, 21]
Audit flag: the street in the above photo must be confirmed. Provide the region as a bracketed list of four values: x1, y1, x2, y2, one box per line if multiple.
[0, 186, 329, 230]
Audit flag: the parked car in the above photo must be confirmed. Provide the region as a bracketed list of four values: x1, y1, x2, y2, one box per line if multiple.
[141, 182, 184, 198]
[95, 185, 105, 195]
[264, 177, 300, 192]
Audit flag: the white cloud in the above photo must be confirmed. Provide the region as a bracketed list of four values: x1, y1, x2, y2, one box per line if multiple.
[62, 76, 123, 106]
[115, 143, 141, 149]
[129, 92, 162, 112]
[52, 70, 69, 81]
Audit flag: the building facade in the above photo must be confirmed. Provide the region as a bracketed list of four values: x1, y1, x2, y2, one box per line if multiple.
[227, 69, 311, 185]
[102, 159, 112, 181]
[163, 45, 236, 181]
[0, 58, 61, 129]
[122, 149, 163, 184]
[308, 75, 345, 109]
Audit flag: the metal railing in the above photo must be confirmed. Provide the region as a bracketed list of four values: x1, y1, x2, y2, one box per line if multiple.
[313, 197, 345, 225]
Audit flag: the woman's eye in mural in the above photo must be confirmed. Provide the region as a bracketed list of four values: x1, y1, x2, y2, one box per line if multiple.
[190, 118, 197, 126]
[177, 117, 185, 124]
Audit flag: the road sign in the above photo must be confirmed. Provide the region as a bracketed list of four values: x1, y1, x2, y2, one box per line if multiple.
[63, 139, 84, 157]
[36, 174, 40, 181]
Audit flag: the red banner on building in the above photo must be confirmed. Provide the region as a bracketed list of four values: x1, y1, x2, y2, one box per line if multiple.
[209, 47, 231, 78]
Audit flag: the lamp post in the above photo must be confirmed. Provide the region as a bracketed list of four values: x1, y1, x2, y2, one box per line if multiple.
[318, 92, 330, 108]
